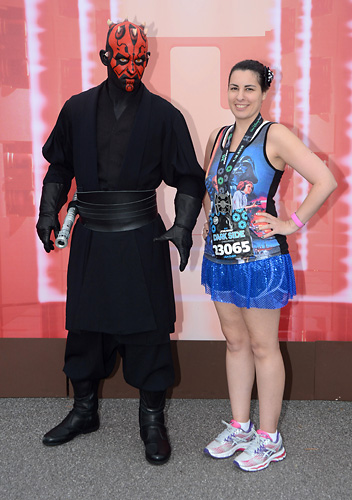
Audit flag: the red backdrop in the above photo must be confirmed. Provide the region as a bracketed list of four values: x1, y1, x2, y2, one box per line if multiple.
[0, 0, 351, 342]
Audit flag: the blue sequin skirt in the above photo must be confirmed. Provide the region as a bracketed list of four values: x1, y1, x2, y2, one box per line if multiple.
[201, 254, 296, 309]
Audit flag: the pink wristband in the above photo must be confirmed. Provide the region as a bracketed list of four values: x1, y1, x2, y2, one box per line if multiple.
[291, 212, 305, 228]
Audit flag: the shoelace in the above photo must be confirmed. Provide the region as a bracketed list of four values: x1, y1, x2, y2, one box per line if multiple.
[243, 433, 263, 453]
[215, 420, 239, 442]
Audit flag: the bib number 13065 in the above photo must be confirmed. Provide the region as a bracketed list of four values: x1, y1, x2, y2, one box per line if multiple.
[213, 239, 251, 258]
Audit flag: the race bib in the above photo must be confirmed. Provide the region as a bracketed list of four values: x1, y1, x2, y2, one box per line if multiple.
[210, 207, 254, 260]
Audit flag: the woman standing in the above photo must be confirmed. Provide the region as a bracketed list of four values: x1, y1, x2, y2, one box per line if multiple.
[202, 60, 337, 471]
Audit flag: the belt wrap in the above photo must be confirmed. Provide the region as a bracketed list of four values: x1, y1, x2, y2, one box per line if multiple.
[76, 190, 158, 232]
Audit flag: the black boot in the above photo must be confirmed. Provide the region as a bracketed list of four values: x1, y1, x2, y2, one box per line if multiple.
[42, 379, 100, 446]
[139, 390, 171, 465]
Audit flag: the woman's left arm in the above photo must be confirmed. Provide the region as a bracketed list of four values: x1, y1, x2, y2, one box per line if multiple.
[259, 123, 337, 237]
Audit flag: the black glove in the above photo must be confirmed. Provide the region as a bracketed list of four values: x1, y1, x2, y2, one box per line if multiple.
[36, 183, 69, 253]
[154, 192, 202, 272]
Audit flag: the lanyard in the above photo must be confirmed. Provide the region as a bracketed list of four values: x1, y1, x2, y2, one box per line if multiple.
[217, 113, 263, 195]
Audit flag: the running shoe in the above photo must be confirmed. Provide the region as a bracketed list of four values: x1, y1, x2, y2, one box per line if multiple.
[204, 420, 256, 459]
[233, 429, 286, 471]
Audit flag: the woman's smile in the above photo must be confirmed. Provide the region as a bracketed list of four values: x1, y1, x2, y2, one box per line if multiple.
[228, 69, 266, 122]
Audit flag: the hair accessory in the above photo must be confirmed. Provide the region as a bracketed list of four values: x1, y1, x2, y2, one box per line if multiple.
[265, 66, 274, 86]
[291, 212, 305, 228]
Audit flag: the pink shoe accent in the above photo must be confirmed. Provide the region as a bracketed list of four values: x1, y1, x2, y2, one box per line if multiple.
[257, 429, 273, 440]
[274, 449, 287, 461]
[230, 419, 241, 429]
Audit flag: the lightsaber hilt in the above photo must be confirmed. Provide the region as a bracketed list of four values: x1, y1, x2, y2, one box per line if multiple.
[55, 192, 78, 249]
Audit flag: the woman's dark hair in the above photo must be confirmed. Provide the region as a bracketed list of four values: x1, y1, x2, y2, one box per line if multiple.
[228, 60, 274, 92]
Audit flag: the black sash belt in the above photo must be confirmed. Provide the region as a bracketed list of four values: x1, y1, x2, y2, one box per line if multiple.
[76, 190, 158, 232]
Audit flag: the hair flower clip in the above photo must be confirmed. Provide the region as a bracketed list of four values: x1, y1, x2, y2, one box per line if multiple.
[265, 66, 274, 86]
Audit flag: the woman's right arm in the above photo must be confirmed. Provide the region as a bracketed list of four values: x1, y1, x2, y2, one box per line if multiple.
[203, 128, 221, 229]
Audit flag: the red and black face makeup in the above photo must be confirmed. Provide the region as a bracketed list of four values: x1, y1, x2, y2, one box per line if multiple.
[105, 21, 149, 92]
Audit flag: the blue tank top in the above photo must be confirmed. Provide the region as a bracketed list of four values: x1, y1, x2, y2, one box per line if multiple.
[204, 122, 288, 263]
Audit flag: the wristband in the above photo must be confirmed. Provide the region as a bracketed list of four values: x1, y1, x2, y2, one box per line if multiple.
[291, 212, 305, 228]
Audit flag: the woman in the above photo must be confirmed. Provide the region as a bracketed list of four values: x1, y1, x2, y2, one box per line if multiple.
[201, 60, 337, 472]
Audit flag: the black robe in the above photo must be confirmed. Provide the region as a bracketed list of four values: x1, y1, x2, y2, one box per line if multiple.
[42, 82, 205, 343]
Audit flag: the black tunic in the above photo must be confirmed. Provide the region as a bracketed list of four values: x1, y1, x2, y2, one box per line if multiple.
[42, 81, 205, 342]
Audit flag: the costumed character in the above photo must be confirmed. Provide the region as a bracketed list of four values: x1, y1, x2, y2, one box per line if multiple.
[36, 19, 205, 465]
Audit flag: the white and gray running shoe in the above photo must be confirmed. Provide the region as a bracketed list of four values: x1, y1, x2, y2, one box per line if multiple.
[204, 420, 256, 459]
[234, 429, 286, 471]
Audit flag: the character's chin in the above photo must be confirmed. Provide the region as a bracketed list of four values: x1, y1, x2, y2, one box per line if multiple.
[125, 79, 141, 92]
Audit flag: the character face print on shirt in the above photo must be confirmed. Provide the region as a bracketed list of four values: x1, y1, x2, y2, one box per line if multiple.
[104, 21, 149, 92]
[231, 155, 258, 186]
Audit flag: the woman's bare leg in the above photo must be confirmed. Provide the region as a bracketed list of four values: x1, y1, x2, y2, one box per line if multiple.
[242, 307, 284, 433]
[214, 301, 255, 423]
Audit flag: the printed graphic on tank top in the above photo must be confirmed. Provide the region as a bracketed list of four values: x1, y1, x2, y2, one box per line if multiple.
[204, 122, 288, 264]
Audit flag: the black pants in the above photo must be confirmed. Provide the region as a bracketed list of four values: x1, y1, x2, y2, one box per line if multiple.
[63, 331, 175, 391]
